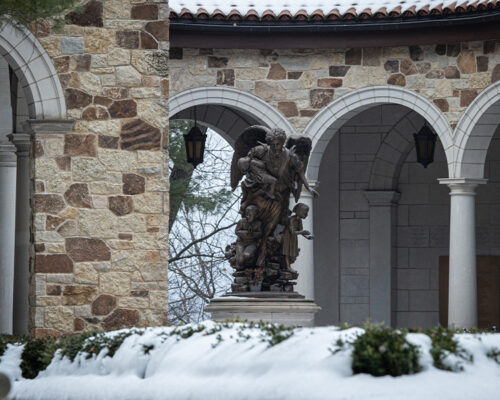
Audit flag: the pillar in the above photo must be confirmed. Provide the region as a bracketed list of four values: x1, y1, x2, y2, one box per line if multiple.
[364, 190, 400, 326]
[293, 181, 317, 300]
[439, 178, 486, 329]
[9, 133, 30, 335]
[0, 143, 17, 334]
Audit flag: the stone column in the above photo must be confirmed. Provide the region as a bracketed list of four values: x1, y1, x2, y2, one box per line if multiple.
[0, 143, 17, 334]
[439, 178, 486, 329]
[364, 190, 400, 326]
[293, 181, 317, 300]
[8, 133, 30, 335]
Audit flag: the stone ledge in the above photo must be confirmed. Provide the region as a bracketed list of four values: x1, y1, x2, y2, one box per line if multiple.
[27, 119, 75, 133]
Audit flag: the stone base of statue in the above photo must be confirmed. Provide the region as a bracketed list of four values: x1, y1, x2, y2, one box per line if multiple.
[204, 293, 321, 327]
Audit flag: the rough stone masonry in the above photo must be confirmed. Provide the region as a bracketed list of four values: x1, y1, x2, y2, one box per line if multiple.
[29, 0, 170, 337]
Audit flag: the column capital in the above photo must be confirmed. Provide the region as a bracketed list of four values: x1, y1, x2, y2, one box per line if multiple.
[438, 178, 487, 195]
[27, 119, 74, 134]
[0, 142, 17, 167]
[7, 133, 30, 156]
[364, 190, 401, 206]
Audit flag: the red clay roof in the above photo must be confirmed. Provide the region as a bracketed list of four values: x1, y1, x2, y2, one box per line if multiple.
[170, 0, 500, 22]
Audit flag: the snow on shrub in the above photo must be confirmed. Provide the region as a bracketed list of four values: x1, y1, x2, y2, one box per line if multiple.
[350, 324, 421, 377]
[426, 326, 473, 371]
[1, 321, 500, 400]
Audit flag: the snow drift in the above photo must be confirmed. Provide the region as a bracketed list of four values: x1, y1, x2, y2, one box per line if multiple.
[1, 321, 499, 400]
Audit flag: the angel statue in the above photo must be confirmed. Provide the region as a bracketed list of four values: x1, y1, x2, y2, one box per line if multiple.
[227, 125, 318, 294]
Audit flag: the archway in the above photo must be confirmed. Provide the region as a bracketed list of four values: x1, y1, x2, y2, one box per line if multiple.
[168, 87, 295, 322]
[169, 87, 296, 144]
[0, 21, 66, 119]
[304, 86, 454, 181]
[454, 81, 500, 179]
[303, 87, 452, 327]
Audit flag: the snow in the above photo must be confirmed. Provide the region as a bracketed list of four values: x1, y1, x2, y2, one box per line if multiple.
[169, 0, 481, 17]
[0, 344, 24, 382]
[1, 322, 500, 400]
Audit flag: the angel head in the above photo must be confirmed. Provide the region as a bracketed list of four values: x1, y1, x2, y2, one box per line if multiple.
[266, 128, 287, 157]
[292, 203, 309, 219]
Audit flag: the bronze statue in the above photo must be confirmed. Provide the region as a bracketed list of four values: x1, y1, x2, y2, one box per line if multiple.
[227, 126, 318, 294]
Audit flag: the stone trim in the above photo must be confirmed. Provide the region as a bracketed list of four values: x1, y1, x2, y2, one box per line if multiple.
[27, 119, 75, 133]
[453, 81, 500, 179]
[0, 22, 67, 119]
[169, 86, 296, 134]
[438, 177, 488, 195]
[8, 133, 31, 156]
[304, 86, 454, 181]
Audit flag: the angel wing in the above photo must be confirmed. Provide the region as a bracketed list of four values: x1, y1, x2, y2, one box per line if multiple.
[230, 125, 270, 191]
[285, 135, 313, 201]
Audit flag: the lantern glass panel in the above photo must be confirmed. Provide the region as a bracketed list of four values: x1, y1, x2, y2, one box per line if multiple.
[413, 124, 437, 168]
[184, 125, 207, 168]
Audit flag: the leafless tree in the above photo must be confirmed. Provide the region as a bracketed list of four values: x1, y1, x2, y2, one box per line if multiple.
[167, 126, 239, 324]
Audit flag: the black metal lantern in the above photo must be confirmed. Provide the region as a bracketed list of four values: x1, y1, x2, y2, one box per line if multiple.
[183, 109, 206, 168]
[413, 123, 437, 168]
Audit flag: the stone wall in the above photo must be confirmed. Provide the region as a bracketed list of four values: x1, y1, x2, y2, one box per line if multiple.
[170, 41, 500, 132]
[29, 0, 170, 337]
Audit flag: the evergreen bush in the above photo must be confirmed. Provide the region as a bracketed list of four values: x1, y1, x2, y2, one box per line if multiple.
[351, 324, 421, 377]
[426, 326, 472, 371]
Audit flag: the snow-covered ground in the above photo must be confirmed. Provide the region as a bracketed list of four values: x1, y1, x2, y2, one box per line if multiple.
[1, 321, 499, 400]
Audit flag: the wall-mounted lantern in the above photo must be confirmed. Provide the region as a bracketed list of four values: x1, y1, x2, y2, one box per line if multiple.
[183, 108, 206, 168]
[413, 123, 437, 168]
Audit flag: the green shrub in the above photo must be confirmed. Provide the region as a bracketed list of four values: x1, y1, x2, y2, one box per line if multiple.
[486, 348, 500, 364]
[351, 324, 421, 377]
[20, 337, 59, 379]
[426, 326, 472, 371]
[17, 330, 143, 379]
[75, 330, 139, 359]
[0, 335, 26, 357]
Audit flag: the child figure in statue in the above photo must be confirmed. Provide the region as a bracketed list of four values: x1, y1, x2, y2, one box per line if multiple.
[238, 155, 278, 212]
[235, 205, 262, 267]
[282, 203, 313, 270]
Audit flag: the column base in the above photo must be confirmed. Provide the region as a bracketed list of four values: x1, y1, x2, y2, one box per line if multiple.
[204, 296, 321, 327]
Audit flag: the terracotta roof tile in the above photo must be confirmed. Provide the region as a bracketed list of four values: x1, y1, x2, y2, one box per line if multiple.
[311, 9, 325, 21]
[294, 9, 309, 21]
[196, 8, 210, 19]
[245, 10, 260, 21]
[278, 10, 293, 21]
[228, 10, 243, 21]
[170, 0, 499, 22]
[388, 5, 402, 16]
[326, 9, 342, 19]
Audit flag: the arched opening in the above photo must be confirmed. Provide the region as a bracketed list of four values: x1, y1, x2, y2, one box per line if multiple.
[168, 87, 294, 323]
[305, 87, 453, 327]
[454, 81, 500, 179]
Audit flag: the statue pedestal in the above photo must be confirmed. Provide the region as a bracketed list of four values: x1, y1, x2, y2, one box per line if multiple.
[204, 294, 321, 327]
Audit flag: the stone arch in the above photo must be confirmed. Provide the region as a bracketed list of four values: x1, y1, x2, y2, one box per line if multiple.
[0, 22, 66, 119]
[303, 86, 454, 180]
[368, 110, 426, 190]
[169, 87, 296, 145]
[453, 81, 500, 179]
